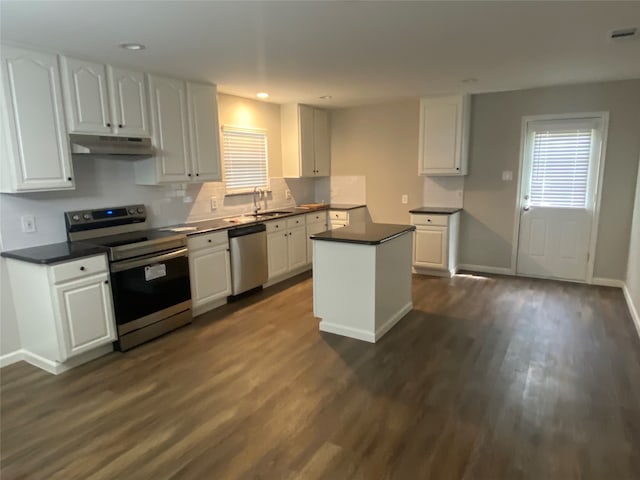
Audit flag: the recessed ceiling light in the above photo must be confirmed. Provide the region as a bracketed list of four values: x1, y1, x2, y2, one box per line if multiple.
[119, 42, 146, 51]
[462, 78, 478, 84]
[319, 95, 333, 100]
[256, 92, 269, 99]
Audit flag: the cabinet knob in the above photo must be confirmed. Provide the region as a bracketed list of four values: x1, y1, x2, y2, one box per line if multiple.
[196, 173, 200, 176]
[80, 266, 86, 271]
[427, 219, 432, 223]
[275, 225, 279, 228]
[104, 280, 109, 285]
[67, 177, 72, 181]
[456, 167, 460, 171]
[187, 173, 192, 177]
[208, 239, 212, 243]
[118, 124, 123, 128]
[106, 123, 111, 128]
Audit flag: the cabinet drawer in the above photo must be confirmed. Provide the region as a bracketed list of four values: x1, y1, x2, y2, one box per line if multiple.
[306, 212, 327, 225]
[266, 220, 286, 234]
[50, 254, 108, 284]
[410, 214, 449, 227]
[286, 216, 305, 229]
[188, 230, 228, 251]
[329, 210, 348, 221]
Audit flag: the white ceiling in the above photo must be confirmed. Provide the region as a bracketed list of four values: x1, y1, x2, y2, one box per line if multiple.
[1, 1, 639, 107]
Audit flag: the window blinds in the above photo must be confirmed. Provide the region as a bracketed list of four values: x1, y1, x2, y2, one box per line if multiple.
[529, 128, 593, 208]
[222, 126, 268, 193]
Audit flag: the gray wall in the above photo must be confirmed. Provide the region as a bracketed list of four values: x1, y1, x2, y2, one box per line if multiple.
[461, 79, 640, 279]
[626, 161, 640, 329]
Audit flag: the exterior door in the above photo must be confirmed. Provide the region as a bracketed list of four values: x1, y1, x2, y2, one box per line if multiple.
[516, 116, 604, 281]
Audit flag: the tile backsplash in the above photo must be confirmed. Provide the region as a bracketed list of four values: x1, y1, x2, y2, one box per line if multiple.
[0, 157, 316, 251]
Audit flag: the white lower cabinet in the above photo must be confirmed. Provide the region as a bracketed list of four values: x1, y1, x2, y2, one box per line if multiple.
[411, 212, 460, 276]
[305, 211, 328, 264]
[266, 218, 308, 282]
[328, 207, 366, 230]
[187, 231, 231, 315]
[5, 254, 116, 374]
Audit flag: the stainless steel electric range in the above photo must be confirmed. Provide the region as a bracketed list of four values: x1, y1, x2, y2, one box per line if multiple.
[66, 204, 192, 351]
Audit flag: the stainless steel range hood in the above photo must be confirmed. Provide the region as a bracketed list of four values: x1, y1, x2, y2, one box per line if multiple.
[69, 134, 155, 158]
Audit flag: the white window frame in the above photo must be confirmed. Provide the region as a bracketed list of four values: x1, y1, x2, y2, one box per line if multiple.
[510, 112, 609, 283]
[221, 125, 269, 194]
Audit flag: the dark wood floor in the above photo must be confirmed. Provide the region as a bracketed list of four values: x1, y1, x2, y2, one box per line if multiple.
[1, 272, 639, 479]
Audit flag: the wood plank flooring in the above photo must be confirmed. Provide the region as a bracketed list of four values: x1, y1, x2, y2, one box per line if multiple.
[1, 272, 640, 479]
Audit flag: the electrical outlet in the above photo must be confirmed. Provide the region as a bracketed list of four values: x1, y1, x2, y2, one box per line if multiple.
[285, 190, 292, 200]
[401, 194, 408, 204]
[502, 170, 513, 181]
[21, 215, 36, 233]
[183, 196, 193, 203]
[210, 196, 218, 211]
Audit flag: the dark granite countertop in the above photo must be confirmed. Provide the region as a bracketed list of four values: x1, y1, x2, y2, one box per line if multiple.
[409, 206, 462, 215]
[329, 204, 367, 211]
[1, 242, 108, 265]
[311, 223, 415, 245]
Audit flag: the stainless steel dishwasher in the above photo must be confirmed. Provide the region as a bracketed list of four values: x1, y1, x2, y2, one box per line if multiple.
[228, 223, 268, 297]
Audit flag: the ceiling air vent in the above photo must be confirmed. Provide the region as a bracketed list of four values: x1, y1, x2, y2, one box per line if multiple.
[609, 27, 637, 40]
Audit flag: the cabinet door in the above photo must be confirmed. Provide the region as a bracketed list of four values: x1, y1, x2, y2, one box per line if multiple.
[148, 75, 191, 182]
[298, 105, 316, 177]
[0, 46, 74, 192]
[414, 227, 448, 270]
[306, 222, 328, 264]
[267, 232, 289, 279]
[60, 56, 112, 134]
[313, 108, 331, 176]
[419, 95, 467, 175]
[55, 273, 116, 361]
[288, 226, 307, 271]
[108, 66, 149, 136]
[189, 246, 231, 308]
[187, 82, 222, 181]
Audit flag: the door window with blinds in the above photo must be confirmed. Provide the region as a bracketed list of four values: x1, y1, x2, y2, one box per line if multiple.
[522, 118, 602, 209]
[222, 125, 269, 193]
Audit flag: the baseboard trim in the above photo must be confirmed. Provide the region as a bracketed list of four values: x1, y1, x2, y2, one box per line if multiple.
[319, 321, 375, 343]
[264, 265, 311, 288]
[0, 349, 25, 368]
[591, 277, 625, 288]
[623, 284, 640, 339]
[375, 302, 413, 341]
[412, 267, 453, 277]
[458, 264, 513, 276]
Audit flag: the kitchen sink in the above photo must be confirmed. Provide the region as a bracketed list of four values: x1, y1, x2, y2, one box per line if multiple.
[225, 210, 294, 224]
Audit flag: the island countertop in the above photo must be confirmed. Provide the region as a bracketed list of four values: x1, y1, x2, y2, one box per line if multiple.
[311, 223, 415, 245]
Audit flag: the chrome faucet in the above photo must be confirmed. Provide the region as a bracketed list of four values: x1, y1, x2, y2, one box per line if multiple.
[252, 187, 262, 215]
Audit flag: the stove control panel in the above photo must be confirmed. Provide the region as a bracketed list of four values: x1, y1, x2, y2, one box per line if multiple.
[65, 204, 146, 227]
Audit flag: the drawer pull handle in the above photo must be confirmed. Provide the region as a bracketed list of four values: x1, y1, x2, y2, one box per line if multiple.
[80, 266, 86, 271]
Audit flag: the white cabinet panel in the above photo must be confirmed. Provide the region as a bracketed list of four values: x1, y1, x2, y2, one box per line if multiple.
[414, 227, 447, 269]
[147, 75, 191, 182]
[313, 108, 331, 176]
[108, 66, 149, 136]
[55, 272, 116, 361]
[299, 104, 316, 177]
[1, 46, 74, 192]
[267, 231, 289, 280]
[411, 212, 459, 276]
[60, 56, 111, 134]
[419, 95, 469, 176]
[187, 82, 222, 181]
[288, 226, 307, 271]
[189, 246, 231, 308]
[281, 103, 331, 178]
[306, 221, 328, 264]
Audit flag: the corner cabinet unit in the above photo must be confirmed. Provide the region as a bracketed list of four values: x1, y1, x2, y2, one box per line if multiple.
[0, 45, 75, 193]
[281, 103, 330, 177]
[419, 95, 470, 176]
[59, 56, 150, 136]
[411, 212, 460, 277]
[5, 254, 116, 374]
[266, 217, 308, 284]
[135, 76, 222, 184]
[187, 230, 232, 316]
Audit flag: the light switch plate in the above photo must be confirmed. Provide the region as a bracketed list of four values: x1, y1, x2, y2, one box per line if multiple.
[285, 190, 292, 200]
[21, 215, 36, 233]
[401, 194, 408, 204]
[210, 196, 218, 211]
[502, 170, 513, 181]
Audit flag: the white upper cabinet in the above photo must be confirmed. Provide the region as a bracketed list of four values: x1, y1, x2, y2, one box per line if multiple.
[0, 45, 74, 193]
[108, 66, 149, 136]
[60, 56, 150, 137]
[282, 103, 331, 178]
[418, 94, 470, 176]
[187, 82, 222, 181]
[136, 76, 222, 185]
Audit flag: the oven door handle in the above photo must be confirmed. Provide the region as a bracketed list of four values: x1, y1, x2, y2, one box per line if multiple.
[110, 247, 189, 273]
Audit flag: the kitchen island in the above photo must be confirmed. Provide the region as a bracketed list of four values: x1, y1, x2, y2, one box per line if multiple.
[311, 223, 415, 343]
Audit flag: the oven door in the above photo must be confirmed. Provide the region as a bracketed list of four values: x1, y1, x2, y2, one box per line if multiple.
[109, 248, 191, 334]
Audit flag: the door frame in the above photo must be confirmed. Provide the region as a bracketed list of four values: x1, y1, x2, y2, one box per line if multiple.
[510, 111, 610, 283]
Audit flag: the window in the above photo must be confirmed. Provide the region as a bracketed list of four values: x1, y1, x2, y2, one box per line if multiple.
[222, 125, 268, 193]
[525, 119, 600, 209]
